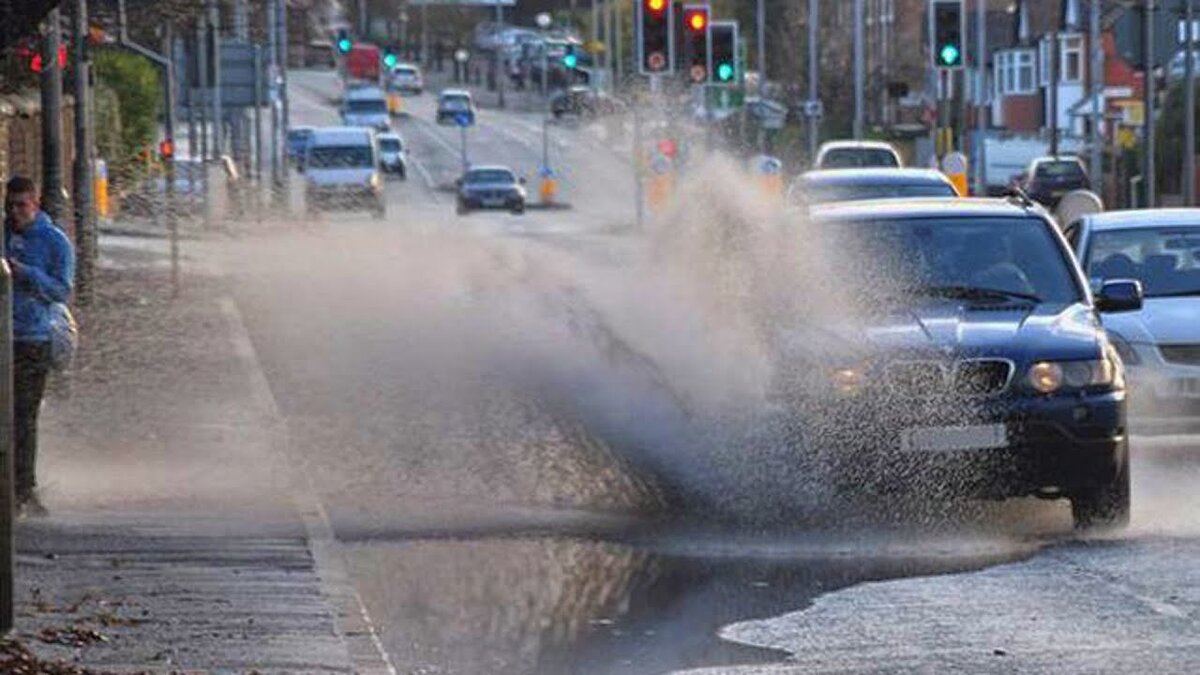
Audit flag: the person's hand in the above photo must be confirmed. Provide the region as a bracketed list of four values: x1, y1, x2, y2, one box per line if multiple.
[6, 258, 23, 277]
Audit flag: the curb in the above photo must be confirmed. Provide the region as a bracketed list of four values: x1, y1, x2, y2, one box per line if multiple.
[219, 297, 397, 675]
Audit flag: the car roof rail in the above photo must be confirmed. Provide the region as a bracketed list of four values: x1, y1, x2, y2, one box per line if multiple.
[1003, 185, 1035, 209]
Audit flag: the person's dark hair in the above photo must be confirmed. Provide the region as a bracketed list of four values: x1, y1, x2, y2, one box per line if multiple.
[5, 176, 37, 198]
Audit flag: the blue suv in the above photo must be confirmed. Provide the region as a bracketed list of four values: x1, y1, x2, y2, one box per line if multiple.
[789, 198, 1142, 530]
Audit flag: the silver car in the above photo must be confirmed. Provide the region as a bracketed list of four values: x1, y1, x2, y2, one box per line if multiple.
[1066, 209, 1200, 435]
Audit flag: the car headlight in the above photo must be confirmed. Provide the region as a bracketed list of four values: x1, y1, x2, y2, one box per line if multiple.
[1028, 354, 1122, 394]
[368, 173, 381, 189]
[830, 366, 866, 395]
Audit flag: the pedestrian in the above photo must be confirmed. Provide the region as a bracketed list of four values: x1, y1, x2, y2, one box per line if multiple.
[5, 176, 75, 516]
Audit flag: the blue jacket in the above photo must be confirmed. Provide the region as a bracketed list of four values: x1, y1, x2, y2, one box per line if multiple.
[6, 211, 75, 343]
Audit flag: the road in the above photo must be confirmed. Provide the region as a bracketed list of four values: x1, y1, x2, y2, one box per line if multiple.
[212, 69, 1200, 674]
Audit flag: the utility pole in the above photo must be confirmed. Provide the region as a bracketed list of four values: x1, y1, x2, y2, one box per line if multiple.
[359, 0, 368, 37]
[496, 1, 505, 108]
[807, 0, 819, 160]
[1049, 30, 1059, 156]
[614, 0, 623, 91]
[1186, 0, 1195, 205]
[209, 0, 223, 162]
[278, 0, 291, 208]
[253, 45, 264, 223]
[1144, 0, 1155, 208]
[163, 23, 179, 296]
[975, 0, 986, 195]
[198, 16, 212, 229]
[0, 208, 12, 639]
[73, 0, 94, 305]
[757, 0, 767, 152]
[1091, 0, 1103, 197]
[268, 0, 280, 194]
[42, 9, 66, 223]
[854, 0, 865, 139]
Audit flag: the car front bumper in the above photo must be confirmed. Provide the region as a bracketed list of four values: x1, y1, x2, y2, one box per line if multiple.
[810, 390, 1128, 499]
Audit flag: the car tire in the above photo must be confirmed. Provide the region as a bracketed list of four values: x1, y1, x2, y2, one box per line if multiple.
[510, 202, 525, 215]
[398, 166, 407, 181]
[1070, 458, 1131, 531]
[456, 202, 469, 216]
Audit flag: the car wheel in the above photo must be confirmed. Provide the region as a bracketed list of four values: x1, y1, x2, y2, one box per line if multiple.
[398, 166, 407, 181]
[1070, 458, 1131, 531]
[456, 202, 469, 216]
[510, 201, 525, 215]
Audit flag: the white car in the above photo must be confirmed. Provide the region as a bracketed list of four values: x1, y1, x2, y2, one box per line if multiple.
[377, 132, 408, 179]
[1066, 209, 1200, 435]
[302, 127, 386, 218]
[814, 140, 902, 169]
[390, 63, 424, 95]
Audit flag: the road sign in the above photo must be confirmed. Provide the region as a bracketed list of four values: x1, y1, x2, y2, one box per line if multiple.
[803, 99, 824, 119]
[455, 112, 474, 127]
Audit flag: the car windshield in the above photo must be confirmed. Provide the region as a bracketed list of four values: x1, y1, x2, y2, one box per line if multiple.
[379, 138, 402, 152]
[804, 182, 957, 204]
[1086, 226, 1200, 298]
[825, 216, 1082, 305]
[395, 67, 418, 76]
[307, 145, 373, 168]
[347, 99, 387, 114]
[465, 169, 515, 184]
[440, 96, 471, 111]
[1034, 161, 1085, 180]
[821, 148, 899, 169]
[287, 129, 312, 144]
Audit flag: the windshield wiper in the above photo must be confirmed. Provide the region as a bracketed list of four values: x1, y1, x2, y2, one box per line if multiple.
[910, 284, 1042, 304]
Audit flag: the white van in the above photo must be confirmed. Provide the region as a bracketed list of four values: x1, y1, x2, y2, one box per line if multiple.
[302, 127, 386, 218]
[342, 87, 391, 131]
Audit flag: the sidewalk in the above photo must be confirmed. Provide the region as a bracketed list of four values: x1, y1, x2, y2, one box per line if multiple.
[8, 232, 390, 673]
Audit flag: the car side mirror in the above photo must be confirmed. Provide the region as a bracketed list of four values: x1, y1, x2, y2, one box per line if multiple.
[1096, 279, 1143, 313]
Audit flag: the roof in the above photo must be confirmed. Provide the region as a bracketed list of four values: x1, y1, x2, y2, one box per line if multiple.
[345, 87, 385, 100]
[1081, 208, 1200, 231]
[817, 140, 898, 152]
[466, 165, 516, 173]
[799, 168, 953, 187]
[377, 131, 403, 140]
[810, 197, 1051, 222]
[440, 89, 472, 97]
[308, 127, 375, 145]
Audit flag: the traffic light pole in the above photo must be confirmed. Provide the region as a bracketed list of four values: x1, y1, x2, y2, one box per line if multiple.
[853, 0, 864, 139]
[1144, 0, 1155, 208]
[806, 0, 819, 161]
[73, 0, 95, 306]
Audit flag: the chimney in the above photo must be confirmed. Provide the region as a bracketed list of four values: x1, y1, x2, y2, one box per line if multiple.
[1063, 0, 1080, 32]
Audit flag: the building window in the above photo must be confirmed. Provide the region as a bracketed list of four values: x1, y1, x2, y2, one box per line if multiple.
[1061, 35, 1083, 83]
[995, 49, 1035, 95]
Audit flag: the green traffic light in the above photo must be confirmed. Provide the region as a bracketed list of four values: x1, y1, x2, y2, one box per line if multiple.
[716, 63, 734, 81]
[563, 54, 578, 69]
[338, 38, 352, 54]
[384, 53, 398, 68]
[939, 44, 960, 66]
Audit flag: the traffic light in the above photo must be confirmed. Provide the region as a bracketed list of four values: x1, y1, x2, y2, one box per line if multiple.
[383, 49, 398, 68]
[159, 138, 175, 160]
[709, 21, 737, 83]
[637, 0, 673, 75]
[563, 44, 579, 69]
[336, 28, 352, 55]
[929, 0, 964, 69]
[681, 4, 710, 83]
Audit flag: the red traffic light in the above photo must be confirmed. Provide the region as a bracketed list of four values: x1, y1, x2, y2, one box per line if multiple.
[646, 0, 666, 13]
[158, 139, 175, 159]
[656, 138, 678, 158]
[29, 45, 69, 73]
[685, 8, 708, 32]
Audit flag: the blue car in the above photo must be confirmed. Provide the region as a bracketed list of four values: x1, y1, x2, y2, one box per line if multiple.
[1065, 209, 1200, 436]
[791, 198, 1142, 530]
[286, 126, 315, 166]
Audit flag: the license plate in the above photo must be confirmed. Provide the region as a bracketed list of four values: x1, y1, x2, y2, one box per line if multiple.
[482, 198, 505, 207]
[900, 424, 1009, 452]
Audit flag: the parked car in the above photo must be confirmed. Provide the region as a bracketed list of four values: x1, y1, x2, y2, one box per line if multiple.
[437, 89, 477, 126]
[1018, 156, 1091, 209]
[377, 132, 408, 179]
[456, 165, 526, 215]
[814, 140, 903, 169]
[302, 126, 386, 218]
[791, 197, 1142, 530]
[1065, 209, 1200, 435]
[789, 168, 959, 206]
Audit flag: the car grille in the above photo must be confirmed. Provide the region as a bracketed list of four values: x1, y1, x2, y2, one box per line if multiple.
[884, 359, 1013, 397]
[1159, 344, 1200, 366]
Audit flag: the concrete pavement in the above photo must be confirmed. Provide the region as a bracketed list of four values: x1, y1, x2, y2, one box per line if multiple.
[11, 230, 392, 673]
